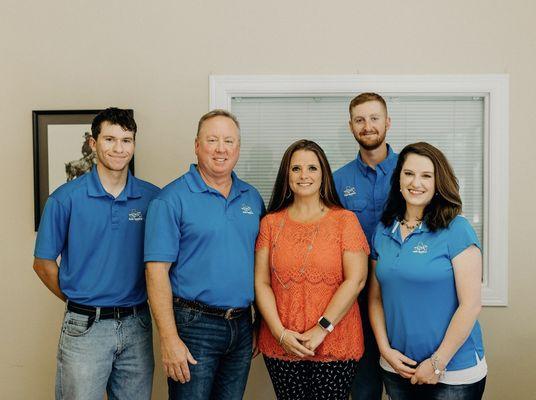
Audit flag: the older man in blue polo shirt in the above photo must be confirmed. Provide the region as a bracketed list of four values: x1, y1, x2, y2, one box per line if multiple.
[333, 93, 398, 400]
[145, 109, 264, 400]
[33, 108, 159, 400]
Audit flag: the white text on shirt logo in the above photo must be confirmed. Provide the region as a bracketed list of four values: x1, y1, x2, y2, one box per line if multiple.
[241, 204, 254, 215]
[343, 186, 357, 197]
[128, 209, 143, 221]
[412, 242, 428, 254]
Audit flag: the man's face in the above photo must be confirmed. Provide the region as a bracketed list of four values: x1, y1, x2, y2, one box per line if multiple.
[195, 116, 240, 180]
[349, 100, 391, 151]
[90, 122, 135, 173]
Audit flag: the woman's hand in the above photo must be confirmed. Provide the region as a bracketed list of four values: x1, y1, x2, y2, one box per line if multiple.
[411, 359, 440, 385]
[382, 347, 417, 379]
[301, 325, 328, 352]
[280, 329, 315, 358]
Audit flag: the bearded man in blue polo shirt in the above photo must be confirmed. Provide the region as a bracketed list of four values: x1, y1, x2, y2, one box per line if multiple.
[33, 108, 159, 400]
[333, 93, 398, 400]
[145, 109, 264, 400]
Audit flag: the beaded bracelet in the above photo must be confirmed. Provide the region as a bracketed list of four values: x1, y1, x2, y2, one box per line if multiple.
[431, 352, 447, 377]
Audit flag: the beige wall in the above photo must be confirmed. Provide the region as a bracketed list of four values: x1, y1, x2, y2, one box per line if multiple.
[1, 0, 534, 398]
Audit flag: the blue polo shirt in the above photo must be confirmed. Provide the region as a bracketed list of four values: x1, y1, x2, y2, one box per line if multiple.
[34, 167, 160, 307]
[333, 145, 398, 243]
[144, 164, 265, 308]
[371, 215, 485, 370]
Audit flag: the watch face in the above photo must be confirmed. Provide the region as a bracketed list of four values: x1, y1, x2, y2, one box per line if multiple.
[319, 317, 331, 329]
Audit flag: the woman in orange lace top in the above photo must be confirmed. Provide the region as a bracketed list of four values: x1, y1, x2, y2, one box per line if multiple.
[255, 140, 369, 400]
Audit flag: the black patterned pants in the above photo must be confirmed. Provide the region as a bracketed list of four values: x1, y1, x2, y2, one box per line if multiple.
[264, 356, 359, 400]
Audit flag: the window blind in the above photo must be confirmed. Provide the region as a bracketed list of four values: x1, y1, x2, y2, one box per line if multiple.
[231, 95, 484, 242]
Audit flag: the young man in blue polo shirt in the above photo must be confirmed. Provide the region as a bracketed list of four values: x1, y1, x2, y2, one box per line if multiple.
[333, 93, 398, 400]
[145, 109, 264, 400]
[33, 108, 159, 400]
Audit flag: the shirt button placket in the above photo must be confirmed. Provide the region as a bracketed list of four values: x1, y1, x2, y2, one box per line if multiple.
[111, 200, 120, 230]
[226, 198, 235, 221]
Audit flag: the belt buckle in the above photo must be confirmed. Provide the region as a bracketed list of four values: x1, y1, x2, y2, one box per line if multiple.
[224, 308, 234, 320]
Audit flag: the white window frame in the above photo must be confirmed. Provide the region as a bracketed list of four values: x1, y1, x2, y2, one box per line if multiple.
[210, 74, 509, 306]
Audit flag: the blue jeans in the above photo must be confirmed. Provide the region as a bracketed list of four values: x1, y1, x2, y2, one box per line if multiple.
[169, 303, 253, 400]
[55, 307, 154, 400]
[382, 370, 486, 400]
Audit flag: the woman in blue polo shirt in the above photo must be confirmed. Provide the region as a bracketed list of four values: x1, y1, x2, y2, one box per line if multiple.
[368, 142, 487, 400]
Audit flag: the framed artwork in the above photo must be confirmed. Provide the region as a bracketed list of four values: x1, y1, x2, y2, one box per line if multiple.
[32, 109, 135, 230]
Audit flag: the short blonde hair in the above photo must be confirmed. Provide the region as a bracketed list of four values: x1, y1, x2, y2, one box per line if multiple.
[196, 109, 240, 137]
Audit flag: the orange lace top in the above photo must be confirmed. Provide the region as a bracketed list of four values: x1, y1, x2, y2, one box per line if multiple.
[255, 207, 370, 362]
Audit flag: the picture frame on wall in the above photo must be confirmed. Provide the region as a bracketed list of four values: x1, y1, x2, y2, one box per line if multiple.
[32, 109, 135, 231]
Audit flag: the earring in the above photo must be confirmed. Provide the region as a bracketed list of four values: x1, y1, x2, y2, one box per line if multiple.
[285, 191, 292, 200]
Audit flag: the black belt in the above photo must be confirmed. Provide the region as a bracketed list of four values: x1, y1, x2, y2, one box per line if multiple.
[67, 301, 148, 320]
[173, 297, 248, 320]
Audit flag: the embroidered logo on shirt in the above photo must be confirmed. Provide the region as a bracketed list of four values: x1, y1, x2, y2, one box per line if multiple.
[128, 209, 143, 221]
[412, 242, 428, 254]
[343, 186, 357, 197]
[241, 204, 254, 215]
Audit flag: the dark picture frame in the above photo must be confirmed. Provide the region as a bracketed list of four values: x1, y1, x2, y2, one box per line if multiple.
[32, 109, 135, 230]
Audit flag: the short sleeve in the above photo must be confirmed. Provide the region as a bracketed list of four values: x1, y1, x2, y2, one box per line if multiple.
[144, 198, 182, 263]
[34, 196, 69, 260]
[258, 193, 267, 218]
[447, 216, 481, 260]
[255, 215, 271, 251]
[340, 211, 370, 255]
[369, 224, 382, 261]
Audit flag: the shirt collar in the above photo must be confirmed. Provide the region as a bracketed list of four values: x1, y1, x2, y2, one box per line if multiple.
[356, 143, 397, 175]
[382, 219, 430, 242]
[87, 166, 141, 200]
[185, 164, 249, 197]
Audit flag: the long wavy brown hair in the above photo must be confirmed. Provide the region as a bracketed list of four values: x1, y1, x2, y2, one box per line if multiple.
[382, 142, 462, 231]
[267, 139, 343, 213]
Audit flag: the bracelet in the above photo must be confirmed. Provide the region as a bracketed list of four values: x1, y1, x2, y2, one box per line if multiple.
[430, 352, 447, 377]
[278, 329, 287, 345]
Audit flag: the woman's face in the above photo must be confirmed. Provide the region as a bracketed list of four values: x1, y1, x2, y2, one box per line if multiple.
[288, 150, 323, 199]
[399, 153, 436, 209]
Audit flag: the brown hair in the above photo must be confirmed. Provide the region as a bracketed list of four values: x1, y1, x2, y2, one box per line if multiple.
[382, 142, 462, 231]
[196, 109, 240, 137]
[348, 92, 388, 118]
[267, 140, 343, 213]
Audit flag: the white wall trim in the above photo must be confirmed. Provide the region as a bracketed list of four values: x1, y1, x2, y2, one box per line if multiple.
[210, 74, 509, 306]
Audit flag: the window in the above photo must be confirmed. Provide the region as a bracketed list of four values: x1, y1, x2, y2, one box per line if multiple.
[210, 75, 509, 306]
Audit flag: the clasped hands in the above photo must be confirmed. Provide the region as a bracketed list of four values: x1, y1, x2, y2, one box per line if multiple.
[382, 347, 441, 385]
[279, 325, 328, 358]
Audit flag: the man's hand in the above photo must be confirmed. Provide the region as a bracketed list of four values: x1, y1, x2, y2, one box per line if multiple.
[252, 330, 261, 358]
[160, 336, 198, 383]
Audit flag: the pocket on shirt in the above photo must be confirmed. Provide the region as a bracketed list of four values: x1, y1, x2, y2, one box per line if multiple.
[348, 198, 368, 212]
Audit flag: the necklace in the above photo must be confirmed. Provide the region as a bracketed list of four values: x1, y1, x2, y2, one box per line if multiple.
[270, 208, 322, 289]
[400, 218, 421, 231]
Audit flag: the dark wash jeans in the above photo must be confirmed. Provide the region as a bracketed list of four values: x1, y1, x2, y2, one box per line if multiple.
[382, 370, 486, 400]
[168, 302, 253, 400]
